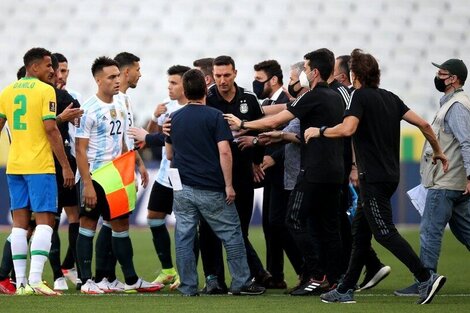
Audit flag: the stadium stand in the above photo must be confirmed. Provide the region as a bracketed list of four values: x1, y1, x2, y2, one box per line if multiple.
[0, 0, 468, 124]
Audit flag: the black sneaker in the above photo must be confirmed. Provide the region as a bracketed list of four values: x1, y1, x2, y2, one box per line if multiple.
[417, 273, 446, 304]
[264, 277, 287, 289]
[290, 276, 330, 296]
[394, 282, 419, 296]
[202, 276, 225, 295]
[253, 271, 272, 287]
[230, 281, 266, 295]
[357, 265, 391, 291]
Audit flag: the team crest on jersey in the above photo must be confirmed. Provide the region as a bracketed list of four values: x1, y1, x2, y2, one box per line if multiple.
[49, 101, 56, 112]
[239, 101, 249, 114]
[110, 108, 117, 119]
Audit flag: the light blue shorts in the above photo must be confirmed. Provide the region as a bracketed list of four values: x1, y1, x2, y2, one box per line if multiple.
[7, 174, 58, 213]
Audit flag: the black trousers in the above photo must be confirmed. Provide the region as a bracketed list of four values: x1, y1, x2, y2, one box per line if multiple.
[341, 181, 428, 289]
[263, 184, 303, 279]
[286, 178, 343, 283]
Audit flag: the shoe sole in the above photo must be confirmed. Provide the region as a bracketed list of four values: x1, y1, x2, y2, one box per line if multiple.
[418, 276, 446, 305]
[393, 289, 419, 297]
[81, 290, 104, 295]
[32, 288, 62, 296]
[0, 286, 16, 295]
[357, 266, 391, 292]
[239, 291, 266, 295]
[321, 299, 356, 304]
[125, 286, 163, 293]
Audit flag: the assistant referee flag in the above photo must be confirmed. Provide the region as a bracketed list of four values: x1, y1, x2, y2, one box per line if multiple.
[91, 150, 136, 219]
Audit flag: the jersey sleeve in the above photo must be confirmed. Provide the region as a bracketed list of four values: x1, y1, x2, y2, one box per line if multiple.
[287, 92, 313, 119]
[75, 108, 95, 139]
[344, 90, 363, 120]
[42, 85, 57, 120]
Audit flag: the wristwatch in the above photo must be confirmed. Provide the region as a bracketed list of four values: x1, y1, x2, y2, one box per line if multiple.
[252, 137, 259, 145]
[467, 174, 470, 181]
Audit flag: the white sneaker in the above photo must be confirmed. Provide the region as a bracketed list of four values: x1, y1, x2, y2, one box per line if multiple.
[81, 279, 105, 295]
[61, 268, 78, 284]
[108, 279, 125, 292]
[124, 278, 163, 293]
[97, 278, 125, 293]
[54, 277, 69, 291]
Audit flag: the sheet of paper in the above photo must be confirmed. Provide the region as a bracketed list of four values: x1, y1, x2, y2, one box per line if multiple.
[168, 168, 183, 191]
[406, 184, 428, 216]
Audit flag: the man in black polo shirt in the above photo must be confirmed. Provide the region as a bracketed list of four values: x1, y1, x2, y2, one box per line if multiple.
[225, 48, 345, 295]
[199, 55, 269, 293]
[308, 49, 448, 304]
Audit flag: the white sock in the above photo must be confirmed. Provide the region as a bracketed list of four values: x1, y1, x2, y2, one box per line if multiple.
[11, 227, 28, 286]
[29, 224, 53, 285]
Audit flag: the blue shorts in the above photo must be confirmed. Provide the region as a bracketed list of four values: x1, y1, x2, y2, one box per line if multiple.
[7, 174, 58, 213]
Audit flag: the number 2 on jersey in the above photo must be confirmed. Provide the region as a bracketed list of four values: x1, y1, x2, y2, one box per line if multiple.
[13, 94, 27, 130]
[110, 120, 122, 135]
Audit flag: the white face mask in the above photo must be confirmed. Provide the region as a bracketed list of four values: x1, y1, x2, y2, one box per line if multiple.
[299, 70, 310, 88]
[349, 71, 354, 85]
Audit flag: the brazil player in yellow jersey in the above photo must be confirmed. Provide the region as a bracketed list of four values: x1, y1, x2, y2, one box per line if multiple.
[0, 47, 74, 296]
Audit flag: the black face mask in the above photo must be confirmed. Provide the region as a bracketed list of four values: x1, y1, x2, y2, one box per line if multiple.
[434, 76, 448, 92]
[252, 78, 271, 98]
[288, 80, 301, 98]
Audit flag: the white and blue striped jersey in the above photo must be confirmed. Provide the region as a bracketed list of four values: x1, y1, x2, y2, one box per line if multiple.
[75, 95, 127, 174]
[155, 99, 186, 188]
[116, 91, 135, 150]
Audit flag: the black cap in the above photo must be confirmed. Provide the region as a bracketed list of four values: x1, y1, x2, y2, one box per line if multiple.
[432, 59, 467, 83]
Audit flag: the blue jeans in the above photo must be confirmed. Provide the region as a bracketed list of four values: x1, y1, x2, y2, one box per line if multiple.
[420, 188, 470, 271]
[173, 185, 251, 295]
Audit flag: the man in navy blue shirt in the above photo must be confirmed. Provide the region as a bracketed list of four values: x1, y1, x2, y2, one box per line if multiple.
[165, 69, 265, 296]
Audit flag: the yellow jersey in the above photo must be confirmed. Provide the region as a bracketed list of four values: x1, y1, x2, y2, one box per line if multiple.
[0, 77, 57, 174]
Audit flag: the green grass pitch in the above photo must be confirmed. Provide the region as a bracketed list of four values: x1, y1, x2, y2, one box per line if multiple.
[1, 226, 469, 312]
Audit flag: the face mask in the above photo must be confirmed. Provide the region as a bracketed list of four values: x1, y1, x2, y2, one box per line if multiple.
[288, 80, 301, 98]
[434, 76, 449, 92]
[299, 70, 310, 88]
[252, 78, 270, 98]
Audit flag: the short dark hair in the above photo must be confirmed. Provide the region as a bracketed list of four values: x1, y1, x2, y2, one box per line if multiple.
[254, 60, 284, 85]
[213, 55, 236, 69]
[23, 47, 52, 68]
[182, 69, 207, 101]
[17, 66, 26, 80]
[167, 65, 191, 77]
[51, 54, 59, 71]
[350, 49, 380, 88]
[52, 52, 67, 63]
[336, 55, 351, 75]
[193, 58, 214, 77]
[91, 56, 120, 77]
[114, 52, 140, 69]
[304, 48, 335, 81]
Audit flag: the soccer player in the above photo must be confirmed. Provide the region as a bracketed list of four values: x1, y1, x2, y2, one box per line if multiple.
[0, 47, 75, 296]
[91, 52, 150, 293]
[75, 56, 161, 294]
[144, 65, 190, 288]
